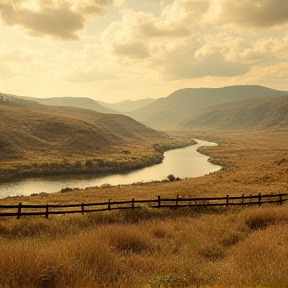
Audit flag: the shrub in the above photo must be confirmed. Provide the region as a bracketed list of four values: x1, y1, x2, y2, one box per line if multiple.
[84, 159, 93, 169]
[167, 174, 176, 182]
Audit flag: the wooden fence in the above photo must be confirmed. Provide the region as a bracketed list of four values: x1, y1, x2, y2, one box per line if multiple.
[0, 193, 287, 219]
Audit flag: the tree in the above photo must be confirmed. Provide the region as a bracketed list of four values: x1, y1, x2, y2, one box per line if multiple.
[167, 174, 176, 182]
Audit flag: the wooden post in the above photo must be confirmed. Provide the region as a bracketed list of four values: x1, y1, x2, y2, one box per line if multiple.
[226, 195, 229, 206]
[176, 194, 179, 206]
[132, 198, 135, 209]
[258, 193, 262, 206]
[279, 194, 283, 205]
[81, 203, 84, 214]
[158, 195, 161, 208]
[108, 199, 111, 211]
[17, 202, 22, 219]
[46, 204, 49, 218]
[241, 194, 244, 204]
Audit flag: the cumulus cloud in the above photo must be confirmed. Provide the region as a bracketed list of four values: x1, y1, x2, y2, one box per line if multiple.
[113, 42, 149, 58]
[138, 0, 210, 38]
[100, 0, 211, 61]
[216, 0, 288, 28]
[0, 0, 112, 40]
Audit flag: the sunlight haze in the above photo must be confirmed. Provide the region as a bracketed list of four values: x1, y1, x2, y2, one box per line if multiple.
[1, 0, 288, 102]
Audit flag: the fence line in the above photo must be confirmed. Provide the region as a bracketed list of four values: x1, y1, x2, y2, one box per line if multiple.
[0, 193, 287, 219]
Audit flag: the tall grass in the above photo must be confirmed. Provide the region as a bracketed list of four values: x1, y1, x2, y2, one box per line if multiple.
[1, 205, 288, 287]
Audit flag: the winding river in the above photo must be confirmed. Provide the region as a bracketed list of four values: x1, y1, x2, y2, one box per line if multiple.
[0, 139, 221, 198]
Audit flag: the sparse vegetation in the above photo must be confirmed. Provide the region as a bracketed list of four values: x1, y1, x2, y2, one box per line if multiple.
[0, 205, 288, 288]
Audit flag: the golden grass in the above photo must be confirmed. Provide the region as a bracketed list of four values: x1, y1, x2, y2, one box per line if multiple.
[1, 128, 288, 287]
[0, 205, 288, 287]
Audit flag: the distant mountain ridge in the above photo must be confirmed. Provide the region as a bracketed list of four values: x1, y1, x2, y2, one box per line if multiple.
[98, 98, 155, 112]
[2, 85, 287, 130]
[3, 94, 155, 115]
[180, 96, 288, 129]
[126, 85, 288, 128]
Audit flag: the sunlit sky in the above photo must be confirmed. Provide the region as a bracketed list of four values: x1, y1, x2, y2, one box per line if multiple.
[1, 0, 288, 103]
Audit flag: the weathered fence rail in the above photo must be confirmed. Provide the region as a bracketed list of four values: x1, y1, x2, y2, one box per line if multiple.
[0, 193, 287, 219]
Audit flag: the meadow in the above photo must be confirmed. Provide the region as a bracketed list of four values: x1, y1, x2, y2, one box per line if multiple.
[0, 128, 287, 288]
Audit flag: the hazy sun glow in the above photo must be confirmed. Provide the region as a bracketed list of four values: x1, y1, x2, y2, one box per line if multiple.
[1, 0, 288, 102]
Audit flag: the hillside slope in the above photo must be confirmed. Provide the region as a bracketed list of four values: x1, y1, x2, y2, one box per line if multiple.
[127, 85, 287, 128]
[180, 96, 288, 129]
[0, 97, 192, 181]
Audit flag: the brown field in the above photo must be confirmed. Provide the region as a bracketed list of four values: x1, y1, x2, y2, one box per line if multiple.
[0, 128, 288, 288]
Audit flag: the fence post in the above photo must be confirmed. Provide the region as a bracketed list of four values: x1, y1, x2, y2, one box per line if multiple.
[176, 194, 179, 206]
[82, 203, 85, 214]
[108, 199, 111, 211]
[258, 193, 262, 206]
[226, 195, 229, 206]
[279, 194, 283, 205]
[158, 195, 161, 208]
[241, 194, 244, 204]
[46, 204, 49, 218]
[17, 202, 22, 219]
[132, 198, 135, 209]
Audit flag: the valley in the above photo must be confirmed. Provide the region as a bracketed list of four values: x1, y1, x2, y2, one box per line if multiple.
[0, 86, 288, 288]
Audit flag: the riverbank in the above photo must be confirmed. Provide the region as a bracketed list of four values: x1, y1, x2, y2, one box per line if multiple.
[2, 128, 287, 204]
[0, 139, 219, 198]
[0, 137, 194, 184]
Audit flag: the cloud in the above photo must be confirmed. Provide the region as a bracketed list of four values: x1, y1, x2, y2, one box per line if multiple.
[152, 45, 250, 80]
[0, 0, 112, 40]
[138, 0, 210, 38]
[114, 0, 128, 8]
[216, 0, 288, 28]
[101, 0, 211, 60]
[113, 42, 149, 58]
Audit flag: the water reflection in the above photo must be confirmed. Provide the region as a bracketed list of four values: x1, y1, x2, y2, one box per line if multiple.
[0, 139, 221, 198]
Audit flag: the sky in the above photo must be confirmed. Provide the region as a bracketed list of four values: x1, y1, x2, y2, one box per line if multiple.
[0, 0, 288, 103]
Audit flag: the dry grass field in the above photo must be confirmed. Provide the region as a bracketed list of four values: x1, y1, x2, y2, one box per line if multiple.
[0, 128, 287, 288]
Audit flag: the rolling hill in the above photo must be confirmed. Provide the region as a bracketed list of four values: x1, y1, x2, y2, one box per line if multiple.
[0, 96, 192, 182]
[180, 96, 288, 129]
[6, 94, 117, 114]
[126, 85, 288, 128]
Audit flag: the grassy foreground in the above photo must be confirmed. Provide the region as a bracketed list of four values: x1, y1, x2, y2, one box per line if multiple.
[0, 128, 288, 287]
[0, 206, 288, 288]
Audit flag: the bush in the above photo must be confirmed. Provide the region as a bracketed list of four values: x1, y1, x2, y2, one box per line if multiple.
[167, 174, 176, 182]
[84, 159, 93, 169]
